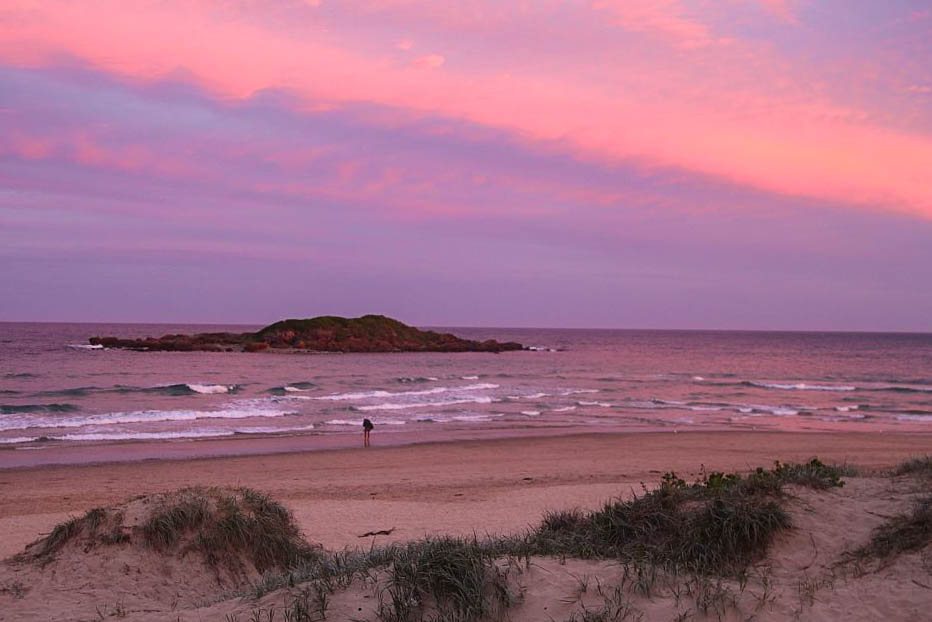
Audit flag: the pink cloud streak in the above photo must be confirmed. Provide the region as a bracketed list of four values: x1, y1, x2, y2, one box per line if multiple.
[1, 1, 930, 218]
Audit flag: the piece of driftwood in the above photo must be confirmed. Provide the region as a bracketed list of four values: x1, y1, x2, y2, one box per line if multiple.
[358, 527, 395, 537]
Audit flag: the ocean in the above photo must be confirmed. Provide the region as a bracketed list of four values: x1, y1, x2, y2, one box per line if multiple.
[1, 323, 931, 460]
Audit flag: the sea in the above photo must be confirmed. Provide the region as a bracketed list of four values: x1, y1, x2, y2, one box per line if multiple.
[1, 323, 931, 462]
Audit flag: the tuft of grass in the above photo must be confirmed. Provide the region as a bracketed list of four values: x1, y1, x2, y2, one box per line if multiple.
[563, 584, 643, 622]
[852, 495, 932, 562]
[143, 487, 320, 573]
[251, 460, 848, 615]
[378, 537, 517, 622]
[518, 462, 813, 575]
[893, 456, 932, 477]
[30, 507, 125, 560]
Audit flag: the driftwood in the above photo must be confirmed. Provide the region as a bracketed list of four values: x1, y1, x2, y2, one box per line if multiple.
[358, 527, 396, 537]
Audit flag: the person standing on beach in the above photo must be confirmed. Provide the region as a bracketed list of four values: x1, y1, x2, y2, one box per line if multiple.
[363, 418, 374, 447]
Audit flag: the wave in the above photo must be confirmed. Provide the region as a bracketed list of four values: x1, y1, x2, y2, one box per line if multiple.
[746, 381, 856, 392]
[1, 403, 79, 415]
[32, 383, 242, 398]
[55, 430, 237, 442]
[560, 389, 599, 396]
[860, 384, 932, 394]
[3, 373, 37, 379]
[0, 390, 20, 396]
[0, 406, 296, 432]
[461, 375, 479, 380]
[3, 422, 321, 442]
[65, 343, 104, 350]
[520, 410, 541, 416]
[577, 400, 612, 407]
[314, 383, 499, 402]
[397, 376, 439, 383]
[267, 381, 317, 394]
[896, 414, 932, 422]
[553, 406, 577, 412]
[356, 396, 494, 411]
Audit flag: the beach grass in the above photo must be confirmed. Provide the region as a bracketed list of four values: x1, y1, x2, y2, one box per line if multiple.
[245, 459, 849, 621]
[893, 455, 932, 477]
[852, 495, 932, 563]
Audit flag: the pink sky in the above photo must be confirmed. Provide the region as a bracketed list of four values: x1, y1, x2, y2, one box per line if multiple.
[1, 1, 930, 329]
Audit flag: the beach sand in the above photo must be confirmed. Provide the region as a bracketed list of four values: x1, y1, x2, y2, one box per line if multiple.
[1, 430, 930, 620]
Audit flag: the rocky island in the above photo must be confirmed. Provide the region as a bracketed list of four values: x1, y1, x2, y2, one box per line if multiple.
[88, 314, 524, 353]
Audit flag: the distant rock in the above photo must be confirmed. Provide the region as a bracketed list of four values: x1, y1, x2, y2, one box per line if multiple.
[89, 314, 525, 353]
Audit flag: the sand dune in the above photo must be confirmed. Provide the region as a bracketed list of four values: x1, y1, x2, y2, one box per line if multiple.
[1, 431, 930, 620]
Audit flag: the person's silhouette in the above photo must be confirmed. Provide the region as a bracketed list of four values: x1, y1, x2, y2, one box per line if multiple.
[363, 418, 374, 447]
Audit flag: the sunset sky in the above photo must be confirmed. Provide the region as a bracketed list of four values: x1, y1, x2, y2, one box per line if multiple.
[1, 1, 930, 330]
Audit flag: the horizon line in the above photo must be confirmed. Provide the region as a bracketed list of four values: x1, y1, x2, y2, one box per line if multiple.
[0, 319, 929, 336]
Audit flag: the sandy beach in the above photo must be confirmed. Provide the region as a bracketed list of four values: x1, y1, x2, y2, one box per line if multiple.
[2, 430, 932, 620]
[3, 430, 929, 560]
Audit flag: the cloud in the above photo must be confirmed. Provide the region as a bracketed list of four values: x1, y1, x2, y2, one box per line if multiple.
[413, 53, 444, 69]
[0, 0, 930, 220]
[753, 0, 798, 23]
[396, 38, 413, 50]
[592, 0, 718, 48]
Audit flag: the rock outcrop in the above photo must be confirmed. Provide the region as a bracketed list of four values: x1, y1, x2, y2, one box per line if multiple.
[89, 314, 524, 353]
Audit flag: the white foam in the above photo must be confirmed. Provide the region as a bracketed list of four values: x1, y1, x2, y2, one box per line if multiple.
[692, 376, 705, 381]
[751, 382, 855, 392]
[234, 424, 315, 434]
[356, 396, 494, 411]
[451, 414, 497, 422]
[897, 414, 932, 422]
[553, 406, 577, 412]
[835, 405, 859, 412]
[577, 400, 612, 407]
[58, 430, 237, 441]
[462, 375, 479, 380]
[561, 389, 599, 396]
[284, 386, 311, 392]
[186, 383, 236, 394]
[315, 383, 498, 401]
[66, 344, 103, 350]
[520, 410, 541, 416]
[0, 407, 296, 432]
[0, 436, 42, 444]
[688, 406, 723, 412]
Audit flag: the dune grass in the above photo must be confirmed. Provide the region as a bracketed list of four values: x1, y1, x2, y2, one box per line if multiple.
[29, 507, 127, 560]
[893, 455, 932, 477]
[29, 460, 851, 621]
[28, 487, 317, 576]
[511, 458, 845, 575]
[246, 459, 848, 621]
[852, 495, 932, 563]
[142, 487, 320, 573]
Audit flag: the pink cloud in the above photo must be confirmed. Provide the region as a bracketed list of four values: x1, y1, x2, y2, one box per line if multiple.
[754, 0, 798, 23]
[413, 54, 444, 69]
[1, 0, 931, 220]
[592, 0, 718, 48]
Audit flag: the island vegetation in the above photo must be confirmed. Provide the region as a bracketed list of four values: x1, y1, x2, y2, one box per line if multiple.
[88, 314, 524, 353]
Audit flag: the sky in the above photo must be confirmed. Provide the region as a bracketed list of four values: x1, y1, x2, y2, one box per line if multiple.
[0, 1, 930, 331]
